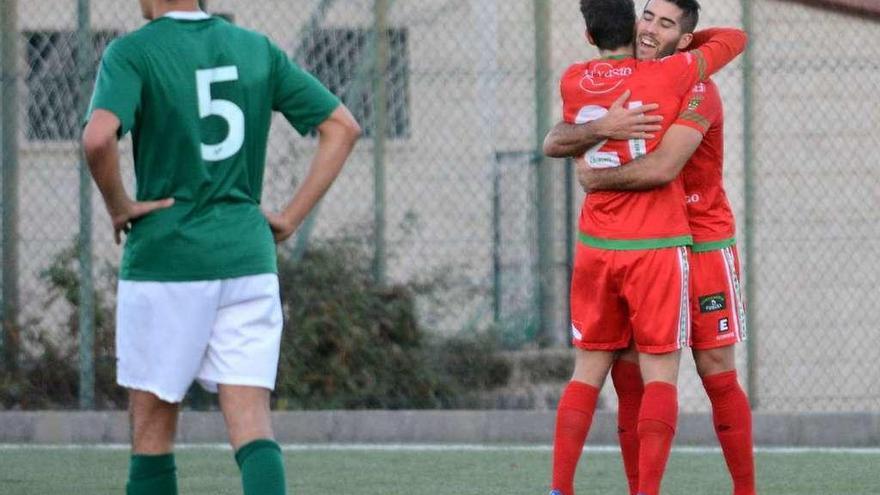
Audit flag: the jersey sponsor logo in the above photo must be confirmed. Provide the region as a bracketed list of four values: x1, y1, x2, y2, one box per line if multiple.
[579, 63, 633, 94]
[699, 293, 726, 313]
[718, 317, 730, 334]
[575, 105, 622, 168]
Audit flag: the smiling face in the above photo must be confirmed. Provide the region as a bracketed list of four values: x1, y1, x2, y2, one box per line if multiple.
[635, 0, 693, 60]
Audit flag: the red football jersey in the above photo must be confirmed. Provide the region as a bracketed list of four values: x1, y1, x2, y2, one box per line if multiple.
[674, 79, 737, 246]
[561, 28, 747, 248]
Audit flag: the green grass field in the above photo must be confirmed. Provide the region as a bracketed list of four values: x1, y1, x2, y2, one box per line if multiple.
[0, 445, 876, 494]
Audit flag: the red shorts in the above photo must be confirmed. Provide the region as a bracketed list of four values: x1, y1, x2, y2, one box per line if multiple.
[570, 243, 691, 354]
[690, 244, 748, 350]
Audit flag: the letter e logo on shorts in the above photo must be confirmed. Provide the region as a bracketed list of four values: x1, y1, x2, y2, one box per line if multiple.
[718, 318, 730, 334]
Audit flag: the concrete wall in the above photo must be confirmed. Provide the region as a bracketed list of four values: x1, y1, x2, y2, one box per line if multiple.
[1, 410, 878, 446]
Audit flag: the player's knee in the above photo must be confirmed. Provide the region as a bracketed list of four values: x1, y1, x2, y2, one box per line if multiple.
[224, 411, 274, 450]
[694, 346, 736, 377]
[130, 409, 178, 453]
[130, 392, 178, 434]
[571, 349, 614, 388]
[638, 350, 681, 384]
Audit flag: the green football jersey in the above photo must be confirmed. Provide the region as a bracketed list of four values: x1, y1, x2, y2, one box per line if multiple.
[86, 11, 340, 281]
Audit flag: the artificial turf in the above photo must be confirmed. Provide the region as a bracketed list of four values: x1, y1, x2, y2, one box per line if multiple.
[0, 445, 876, 494]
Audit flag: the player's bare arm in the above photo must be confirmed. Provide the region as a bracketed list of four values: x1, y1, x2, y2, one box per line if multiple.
[82, 109, 174, 245]
[577, 123, 703, 192]
[543, 89, 663, 158]
[264, 104, 361, 243]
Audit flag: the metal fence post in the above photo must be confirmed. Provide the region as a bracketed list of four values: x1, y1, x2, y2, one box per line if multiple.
[289, 0, 336, 262]
[77, 0, 95, 410]
[470, 1, 501, 325]
[532, 0, 556, 345]
[492, 159, 502, 325]
[1, 0, 20, 374]
[565, 158, 575, 346]
[371, 0, 389, 285]
[741, 0, 758, 409]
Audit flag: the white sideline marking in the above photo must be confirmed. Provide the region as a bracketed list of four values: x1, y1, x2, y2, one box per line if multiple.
[0, 444, 879, 455]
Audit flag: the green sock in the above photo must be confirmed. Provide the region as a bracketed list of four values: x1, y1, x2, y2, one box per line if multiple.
[126, 453, 178, 495]
[235, 439, 287, 495]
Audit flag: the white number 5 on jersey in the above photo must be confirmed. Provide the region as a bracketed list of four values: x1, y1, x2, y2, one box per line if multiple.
[196, 66, 244, 162]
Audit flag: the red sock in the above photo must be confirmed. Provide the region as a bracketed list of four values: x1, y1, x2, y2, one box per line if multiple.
[637, 382, 678, 495]
[551, 381, 600, 495]
[703, 370, 755, 495]
[611, 360, 644, 495]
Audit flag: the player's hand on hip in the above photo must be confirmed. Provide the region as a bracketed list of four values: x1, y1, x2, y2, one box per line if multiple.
[263, 210, 296, 243]
[601, 89, 663, 140]
[111, 198, 175, 245]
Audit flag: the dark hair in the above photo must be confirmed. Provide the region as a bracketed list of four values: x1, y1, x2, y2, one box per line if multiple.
[656, 0, 701, 33]
[579, 0, 637, 51]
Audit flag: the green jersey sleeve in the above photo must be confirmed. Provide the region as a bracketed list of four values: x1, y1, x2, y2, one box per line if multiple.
[269, 41, 340, 135]
[86, 39, 142, 137]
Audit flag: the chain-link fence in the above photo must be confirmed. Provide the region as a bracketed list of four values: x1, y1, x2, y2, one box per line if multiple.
[0, 0, 878, 413]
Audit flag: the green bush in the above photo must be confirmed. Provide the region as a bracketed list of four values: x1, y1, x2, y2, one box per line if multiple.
[274, 239, 510, 409]
[0, 243, 123, 409]
[1, 238, 511, 410]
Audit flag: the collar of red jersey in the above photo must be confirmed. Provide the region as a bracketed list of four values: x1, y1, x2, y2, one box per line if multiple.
[163, 10, 211, 21]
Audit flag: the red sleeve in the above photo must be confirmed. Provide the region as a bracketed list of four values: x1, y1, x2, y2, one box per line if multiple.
[674, 80, 722, 135]
[657, 27, 748, 96]
[689, 28, 748, 80]
[688, 28, 717, 49]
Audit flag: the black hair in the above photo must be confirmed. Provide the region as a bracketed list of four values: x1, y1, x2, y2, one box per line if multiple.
[579, 0, 637, 51]
[652, 0, 701, 33]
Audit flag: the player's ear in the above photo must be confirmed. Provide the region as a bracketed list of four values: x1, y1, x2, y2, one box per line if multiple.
[676, 32, 694, 51]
